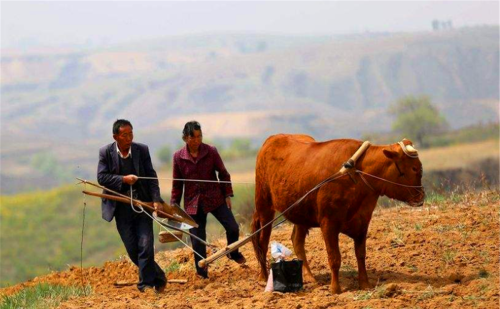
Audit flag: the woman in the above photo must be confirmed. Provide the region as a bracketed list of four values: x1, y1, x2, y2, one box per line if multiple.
[171, 121, 246, 278]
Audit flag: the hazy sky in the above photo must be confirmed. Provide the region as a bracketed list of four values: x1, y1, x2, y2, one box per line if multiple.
[1, 1, 498, 49]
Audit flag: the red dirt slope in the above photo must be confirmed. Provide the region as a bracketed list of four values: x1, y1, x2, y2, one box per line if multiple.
[1, 191, 498, 308]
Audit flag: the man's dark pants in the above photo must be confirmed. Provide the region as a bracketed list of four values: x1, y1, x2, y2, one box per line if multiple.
[189, 204, 241, 278]
[115, 203, 166, 290]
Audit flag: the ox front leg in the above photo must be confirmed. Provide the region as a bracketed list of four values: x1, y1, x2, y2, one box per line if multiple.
[320, 221, 342, 294]
[354, 234, 371, 290]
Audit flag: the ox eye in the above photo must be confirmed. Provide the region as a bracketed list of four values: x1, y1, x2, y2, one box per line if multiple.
[412, 167, 418, 173]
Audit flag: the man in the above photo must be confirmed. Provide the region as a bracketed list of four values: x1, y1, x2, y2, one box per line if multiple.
[97, 119, 166, 293]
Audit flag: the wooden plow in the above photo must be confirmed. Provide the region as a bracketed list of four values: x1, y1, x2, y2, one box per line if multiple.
[76, 178, 216, 247]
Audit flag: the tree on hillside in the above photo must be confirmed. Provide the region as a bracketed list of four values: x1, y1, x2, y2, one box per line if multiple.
[203, 138, 224, 152]
[224, 138, 255, 159]
[389, 95, 448, 148]
[31, 152, 72, 183]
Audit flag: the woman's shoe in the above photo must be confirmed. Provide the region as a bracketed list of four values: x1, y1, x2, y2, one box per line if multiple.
[197, 271, 208, 279]
[229, 252, 246, 264]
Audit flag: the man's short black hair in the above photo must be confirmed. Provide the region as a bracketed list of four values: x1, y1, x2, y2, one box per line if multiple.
[182, 120, 202, 138]
[113, 119, 133, 135]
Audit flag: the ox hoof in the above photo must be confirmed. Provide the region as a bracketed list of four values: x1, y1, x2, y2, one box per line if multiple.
[258, 273, 268, 282]
[359, 282, 371, 290]
[331, 285, 341, 294]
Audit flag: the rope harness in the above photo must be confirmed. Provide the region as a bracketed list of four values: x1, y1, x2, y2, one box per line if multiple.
[79, 140, 425, 271]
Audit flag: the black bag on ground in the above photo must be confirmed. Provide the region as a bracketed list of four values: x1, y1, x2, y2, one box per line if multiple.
[271, 259, 303, 292]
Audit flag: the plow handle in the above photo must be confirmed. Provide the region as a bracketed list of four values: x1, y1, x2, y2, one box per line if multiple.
[198, 235, 254, 268]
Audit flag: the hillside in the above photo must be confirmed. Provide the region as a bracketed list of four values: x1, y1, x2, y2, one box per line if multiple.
[0, 183, 256, 287]
[1, 26, 498, 194]
[1, 139, 497, 288]
[1, 191, 498, 308]
[0, 186, 122, 287]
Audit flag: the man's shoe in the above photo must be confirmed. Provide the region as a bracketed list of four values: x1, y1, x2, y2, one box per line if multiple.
[229, 252, 246, 265]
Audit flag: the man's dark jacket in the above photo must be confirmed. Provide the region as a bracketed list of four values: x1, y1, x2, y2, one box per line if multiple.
[97, 142, 163, 222]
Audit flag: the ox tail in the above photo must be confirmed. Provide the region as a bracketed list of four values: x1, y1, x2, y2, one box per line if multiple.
[251, 211, 267, 273]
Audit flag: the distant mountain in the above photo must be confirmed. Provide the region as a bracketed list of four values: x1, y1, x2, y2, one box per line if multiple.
[1, 26, 498, 193]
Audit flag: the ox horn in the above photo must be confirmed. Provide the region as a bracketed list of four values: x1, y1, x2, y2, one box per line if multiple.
[398, 141, 419, 158]
[406, 145, 418, 154]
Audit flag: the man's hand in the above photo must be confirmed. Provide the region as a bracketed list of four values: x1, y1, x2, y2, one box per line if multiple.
[153, 202, 163, 215]
[122, 175, 138, 185]
[226, 197, 232, 209]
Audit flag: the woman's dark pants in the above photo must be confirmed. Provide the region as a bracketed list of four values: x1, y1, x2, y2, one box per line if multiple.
[189, 204, 241, 278]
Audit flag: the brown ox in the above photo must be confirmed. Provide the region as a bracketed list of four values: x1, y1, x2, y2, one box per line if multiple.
[251, 134, 425, 293]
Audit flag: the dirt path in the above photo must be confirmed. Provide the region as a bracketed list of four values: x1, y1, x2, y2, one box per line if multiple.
[2, 192, 498, 308]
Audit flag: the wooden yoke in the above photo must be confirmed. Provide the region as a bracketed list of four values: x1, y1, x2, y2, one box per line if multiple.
[338, 141, 371, 175]
[197, 141, 372, 269]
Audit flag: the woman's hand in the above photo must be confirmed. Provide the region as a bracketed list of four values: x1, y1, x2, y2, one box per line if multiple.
[226, 197, 232, 209]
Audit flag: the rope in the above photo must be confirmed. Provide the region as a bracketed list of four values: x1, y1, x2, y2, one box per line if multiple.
[357, 172, 376, 191]
[355, 170, 424, 188]
[206, 166, 426, 265]
[136, 176, 254, 185]
[138, 172, 423, 188]
[260, 169, 424, 238]
[129, 186, 145, 214]
[207, 171, 349, 265]
[249, 172, 348, 237]
[80, 183, 88, 294]
[79, 156, 424, 269]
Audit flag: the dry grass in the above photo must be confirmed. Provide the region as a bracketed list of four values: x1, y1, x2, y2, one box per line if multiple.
[419, 139, 499, 171]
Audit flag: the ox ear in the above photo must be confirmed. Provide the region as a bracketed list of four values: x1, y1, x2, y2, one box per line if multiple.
[383, 149, 399, 160]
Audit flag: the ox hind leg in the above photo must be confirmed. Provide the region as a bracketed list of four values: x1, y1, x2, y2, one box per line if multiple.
[251, 201, 275, 281]
[320, 219, 342, 294]
[354, 232, 371, 290]
[291, 225, 316, 283]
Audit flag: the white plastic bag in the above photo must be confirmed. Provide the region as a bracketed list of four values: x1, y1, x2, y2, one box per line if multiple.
[270, 241, 293, 262]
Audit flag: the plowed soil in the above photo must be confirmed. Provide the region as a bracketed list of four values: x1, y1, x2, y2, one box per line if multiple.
[2, 191, 499, 308]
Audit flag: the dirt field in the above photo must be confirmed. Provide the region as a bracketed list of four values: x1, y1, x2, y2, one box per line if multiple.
[1, 191, 498, 309]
